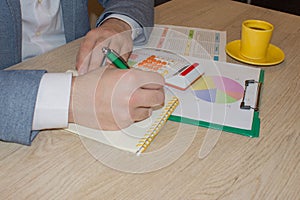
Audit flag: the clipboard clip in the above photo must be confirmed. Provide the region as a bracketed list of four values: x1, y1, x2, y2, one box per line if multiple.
[240, 79, 263, 111]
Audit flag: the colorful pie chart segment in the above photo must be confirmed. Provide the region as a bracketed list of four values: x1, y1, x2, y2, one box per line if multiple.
[191, 76, 244, 104]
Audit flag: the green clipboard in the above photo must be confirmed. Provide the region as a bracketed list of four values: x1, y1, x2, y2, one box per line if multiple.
[168, 69, 265, 138]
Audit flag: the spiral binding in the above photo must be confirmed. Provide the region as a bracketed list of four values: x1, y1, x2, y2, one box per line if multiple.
[136, 96, 179, 155]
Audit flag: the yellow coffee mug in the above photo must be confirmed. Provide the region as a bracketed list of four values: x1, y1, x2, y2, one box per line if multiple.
[240, 20, 274, 59]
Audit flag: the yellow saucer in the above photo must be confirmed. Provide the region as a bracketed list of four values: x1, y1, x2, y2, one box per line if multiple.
[226, 40, 285, 66]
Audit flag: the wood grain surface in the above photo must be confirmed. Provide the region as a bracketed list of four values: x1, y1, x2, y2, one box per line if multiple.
[1, 0, 299, 199]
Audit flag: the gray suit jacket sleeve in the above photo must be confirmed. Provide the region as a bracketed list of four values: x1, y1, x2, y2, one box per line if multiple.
[97, 0, 154, 45]
[0, 70, 46, 145]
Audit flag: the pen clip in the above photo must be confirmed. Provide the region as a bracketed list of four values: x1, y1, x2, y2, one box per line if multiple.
[100, 56, 107, 67]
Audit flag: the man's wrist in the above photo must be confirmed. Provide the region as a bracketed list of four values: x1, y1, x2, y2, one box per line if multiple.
[100, 17, 132, 39]
[100, 14, 143, 40]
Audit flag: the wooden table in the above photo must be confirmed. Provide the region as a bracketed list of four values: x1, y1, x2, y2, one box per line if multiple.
[1, 0, 299, 199]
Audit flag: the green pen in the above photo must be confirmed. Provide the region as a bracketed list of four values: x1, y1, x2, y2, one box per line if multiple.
[102, 47, 130, 69]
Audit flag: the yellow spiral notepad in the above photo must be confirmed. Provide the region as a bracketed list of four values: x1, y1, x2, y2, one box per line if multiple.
[66, 93, 179, 155]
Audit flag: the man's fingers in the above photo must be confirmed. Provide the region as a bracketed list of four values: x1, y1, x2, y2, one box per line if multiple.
[134, 70, 165, 90]
[108, 40, 132, 62]
[88, 45, 105, 72]
[76, 21, 133, 75]
[130, 107, 153, 122]
[76, 38, 96, 75]
[130, 88, 165, 109]
[121, 52, 131, 63]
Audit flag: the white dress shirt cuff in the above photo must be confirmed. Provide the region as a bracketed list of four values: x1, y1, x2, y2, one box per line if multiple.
[101, 14, 143, 40]
[32, 73, 72, 130]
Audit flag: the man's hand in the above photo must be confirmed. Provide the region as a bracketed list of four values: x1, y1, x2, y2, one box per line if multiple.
[76, 18, 133, 75]
[68, 67, 165, 130]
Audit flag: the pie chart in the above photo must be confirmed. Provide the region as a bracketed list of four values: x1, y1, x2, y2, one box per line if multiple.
[191, 76, 244, 104]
